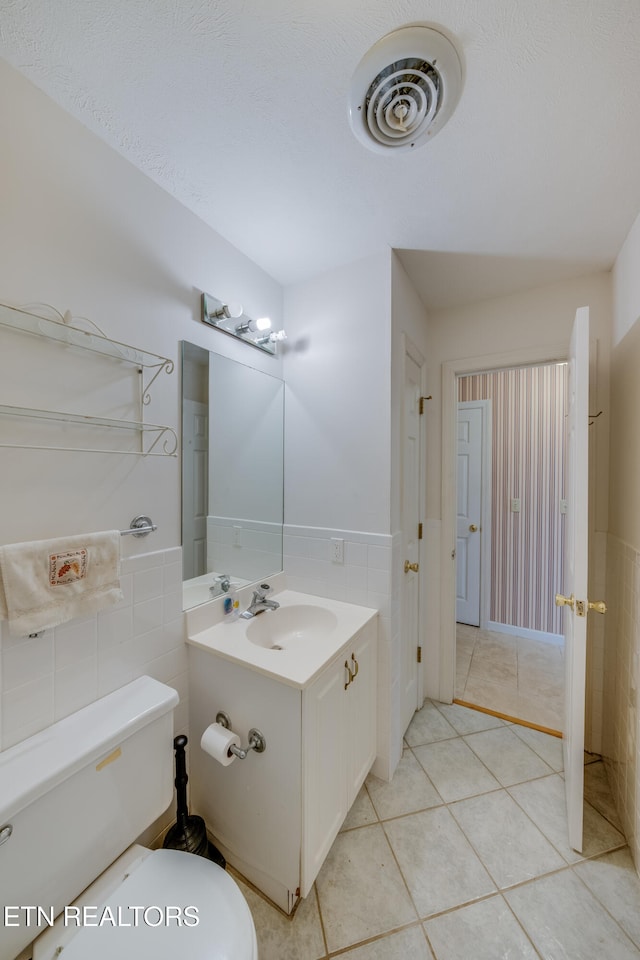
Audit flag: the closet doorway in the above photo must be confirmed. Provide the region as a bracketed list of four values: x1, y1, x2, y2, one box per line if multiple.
[454, 361, 567, 732]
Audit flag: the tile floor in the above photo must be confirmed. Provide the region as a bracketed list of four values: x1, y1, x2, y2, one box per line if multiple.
[231, 698, 640, 960]
[455, 623, 564, 731]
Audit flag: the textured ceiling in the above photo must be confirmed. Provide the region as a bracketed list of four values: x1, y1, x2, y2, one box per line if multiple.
[2, 0, 640, 308]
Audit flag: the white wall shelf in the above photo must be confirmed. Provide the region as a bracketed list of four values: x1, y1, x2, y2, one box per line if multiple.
[0, 301, 176, 456]
[0, 301, 174, 404]
[0, 403, 178, 456]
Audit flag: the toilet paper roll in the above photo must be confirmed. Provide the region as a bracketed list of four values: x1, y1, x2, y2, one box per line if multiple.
[200, 722, 241, 766]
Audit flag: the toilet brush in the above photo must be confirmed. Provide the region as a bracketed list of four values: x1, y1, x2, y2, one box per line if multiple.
[163, 734, 226, 868]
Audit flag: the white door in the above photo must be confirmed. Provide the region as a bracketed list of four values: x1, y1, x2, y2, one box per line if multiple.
[401, 350, 422, 733]
[558, 305, 593, 852]
[456, 403, 483, 625]
[182, 399, 208, 581]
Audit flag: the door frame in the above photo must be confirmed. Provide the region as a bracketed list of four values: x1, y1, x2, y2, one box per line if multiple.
[456, 398, 492, 630]
[403, 333, 426, 711]
[439, 342, 567, 702]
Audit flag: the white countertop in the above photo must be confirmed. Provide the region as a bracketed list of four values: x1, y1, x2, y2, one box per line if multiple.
[186, 589, 377, 689]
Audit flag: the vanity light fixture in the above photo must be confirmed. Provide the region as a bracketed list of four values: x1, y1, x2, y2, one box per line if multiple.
[201, 292, 285, 355]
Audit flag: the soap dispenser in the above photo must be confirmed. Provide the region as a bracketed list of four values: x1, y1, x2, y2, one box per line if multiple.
[223, 585, 240, 621]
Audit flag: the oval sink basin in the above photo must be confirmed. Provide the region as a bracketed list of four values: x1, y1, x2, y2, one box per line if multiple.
[246, 605, 338, 650]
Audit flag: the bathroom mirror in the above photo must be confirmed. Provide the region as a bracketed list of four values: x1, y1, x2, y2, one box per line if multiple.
[181, 341, 284, 609]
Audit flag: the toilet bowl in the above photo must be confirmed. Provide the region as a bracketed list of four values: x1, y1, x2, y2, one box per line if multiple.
[33, 844, 258, 960]
[0, 675, 257, 960]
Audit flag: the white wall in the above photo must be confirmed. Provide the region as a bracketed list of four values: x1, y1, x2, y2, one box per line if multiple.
[0, 58, 283, 550]
[604, 207, 640, 872]
[612, 208, 640, 345]
[283, 251, 391, 535]
[282, 251, 401, 778]
[0, 59, 283, 749]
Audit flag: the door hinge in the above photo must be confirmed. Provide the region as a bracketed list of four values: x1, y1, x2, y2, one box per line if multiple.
[418, 522, 423, 540]
[417, 646, 422, 664]
[419, 395, 432, 415]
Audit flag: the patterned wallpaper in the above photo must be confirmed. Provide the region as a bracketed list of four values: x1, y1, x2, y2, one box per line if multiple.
[458, 363, 567, 635]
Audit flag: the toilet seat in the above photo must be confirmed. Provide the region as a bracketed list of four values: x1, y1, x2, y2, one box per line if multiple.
[33, 847, 258, 960]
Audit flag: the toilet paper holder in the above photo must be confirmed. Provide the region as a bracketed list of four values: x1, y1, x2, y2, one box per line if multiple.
[215, 711, 267, 758]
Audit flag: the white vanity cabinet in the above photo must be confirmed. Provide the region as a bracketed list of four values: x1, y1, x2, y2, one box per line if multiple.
[187, 601, 377, 914]
[301, 622, 377, 894]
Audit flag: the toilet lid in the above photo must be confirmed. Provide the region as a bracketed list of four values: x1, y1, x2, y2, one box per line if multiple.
[57, 849, 257, 960]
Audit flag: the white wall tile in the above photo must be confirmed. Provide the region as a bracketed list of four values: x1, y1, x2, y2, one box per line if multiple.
[2, 675, 54, 749]
[603, 534, 640, 871]
[133, 596, 164, 636]
[2, 632, 53, 690]
[0, 547, 187, 752]
[133, 565, 165, 603]
[54, 618, 97, 671]
[54, 656, 98, 720]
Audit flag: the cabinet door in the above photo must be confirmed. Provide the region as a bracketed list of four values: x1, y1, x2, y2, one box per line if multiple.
[345, 622, 377, 806]
[301, 656, 349, 896]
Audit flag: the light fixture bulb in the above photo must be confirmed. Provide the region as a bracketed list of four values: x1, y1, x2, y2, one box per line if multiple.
[235, 316, 272, 335]
[212, 301, 243, 321]
[256, 329, 287, 345]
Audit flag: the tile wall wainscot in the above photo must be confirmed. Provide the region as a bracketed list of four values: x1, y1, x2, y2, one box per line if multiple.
[283, 524, 399, 780]
[207, 516, 282, 584]
[603, 534, 640, 870]
[0, 547, 187, 751]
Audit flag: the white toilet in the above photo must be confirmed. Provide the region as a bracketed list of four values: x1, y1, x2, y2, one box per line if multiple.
[0, 675, 258, 960]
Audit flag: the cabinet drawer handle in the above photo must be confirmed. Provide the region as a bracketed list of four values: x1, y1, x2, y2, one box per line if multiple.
[344, 660, 353, 690]
[350, 653, 359, 679]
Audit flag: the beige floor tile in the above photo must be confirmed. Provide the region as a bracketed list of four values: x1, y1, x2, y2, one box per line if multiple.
[514, 693, 563, 731]
[585, 761, 624, 830]
[576, 848, 640, 948]
[517, 663, 564, 696]
[450, 789, 565, 887]
[456, 623, 480, 644]
[405, 700, 458, 747]
[384, 806, 496, 917]
[461, 673, 523, 717]
[237, 878, 326, 960]
[468, 650, 518, 686]
[456, 625, 565, 730]
[508, 774, 625, 863]
[509, 724, 564, 771]
[463, 726, 554, 786]
[424, 894, 538, 960]
[412, 737, 500, 802]
[366, 748, 442, 820]
[433, 700, 507, 735]
[315, 823, 417, 953]
[341, 784, 378, 830]
[506, 870, 640, 960]
[339, 925, 434, 960]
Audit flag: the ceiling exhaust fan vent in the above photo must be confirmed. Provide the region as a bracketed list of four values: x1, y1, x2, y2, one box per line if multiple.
[348, 25, 462, 153]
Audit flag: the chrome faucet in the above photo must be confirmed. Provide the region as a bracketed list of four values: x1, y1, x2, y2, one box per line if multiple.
[210, 574, 231, 598]
[240, 583, 280, 618]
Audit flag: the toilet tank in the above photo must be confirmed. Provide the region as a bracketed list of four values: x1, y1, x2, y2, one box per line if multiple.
[0, 676, 178, 960]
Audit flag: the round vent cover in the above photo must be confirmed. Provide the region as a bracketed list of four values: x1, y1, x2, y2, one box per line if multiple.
[348, 25, 462, 153]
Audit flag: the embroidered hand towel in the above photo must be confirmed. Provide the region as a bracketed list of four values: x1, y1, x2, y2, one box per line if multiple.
[0, 531, 123, 636]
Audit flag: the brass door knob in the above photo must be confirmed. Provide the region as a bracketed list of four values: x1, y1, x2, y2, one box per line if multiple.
[404, 560, 419, 574]
[588, 600, 607, 614]
[469, 524, 478, 532]
[555, 593, 575, 610]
